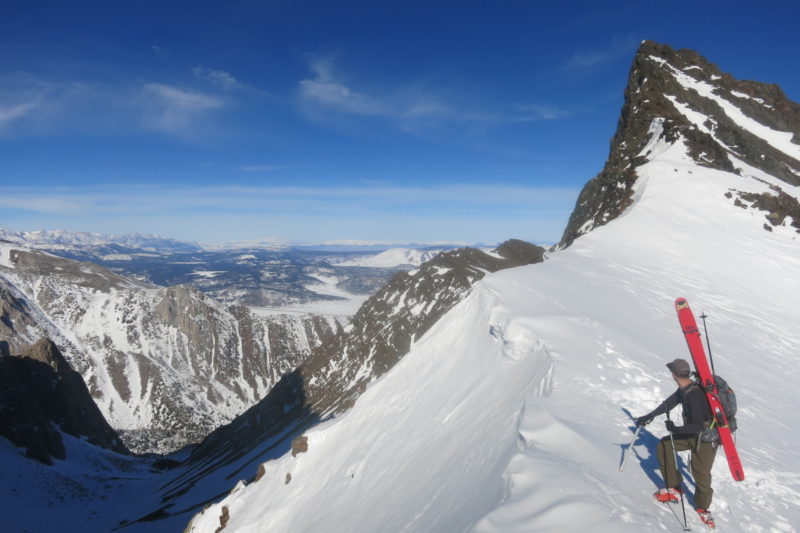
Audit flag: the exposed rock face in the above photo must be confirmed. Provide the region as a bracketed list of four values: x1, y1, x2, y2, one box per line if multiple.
[560, 40, 800, 247]
[0, 339, 128, 464]
[0, 283, 46, 355]
[0, 244, 341, 453]
[165, 240, 544, 504]
[731, 187, 800, 231]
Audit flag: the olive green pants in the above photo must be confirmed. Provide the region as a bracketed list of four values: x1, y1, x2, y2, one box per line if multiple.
[657, 435, 717, 510]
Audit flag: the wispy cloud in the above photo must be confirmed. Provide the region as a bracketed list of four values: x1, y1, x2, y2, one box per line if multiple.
[237, 164, 289, 172]
[297, 57, 570, 140]
[562, 38, 639, 72]
[299, 58, 391, 116]
[0, 193, 91, 214]
[0, 183, 577, 215]
[0, 183, 576, 243]
[0, 101, 39, 130]
[141, 83, 224, 134]
[513, 104, 570, 122]
[193, 66, 241, 90]
[0, 72, 228, 138]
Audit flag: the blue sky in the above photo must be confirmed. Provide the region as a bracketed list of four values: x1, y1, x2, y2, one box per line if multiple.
[1, 1, 799, 244]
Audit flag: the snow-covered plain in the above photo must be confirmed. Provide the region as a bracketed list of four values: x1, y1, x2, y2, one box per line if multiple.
[251, 272, 370, 318]
[188, 138, 800, 532]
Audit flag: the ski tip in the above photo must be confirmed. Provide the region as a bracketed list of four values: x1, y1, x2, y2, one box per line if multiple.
[675, 297, 689, 309]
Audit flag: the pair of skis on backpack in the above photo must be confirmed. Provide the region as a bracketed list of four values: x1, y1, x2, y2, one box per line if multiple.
[674, 297, 744, 483]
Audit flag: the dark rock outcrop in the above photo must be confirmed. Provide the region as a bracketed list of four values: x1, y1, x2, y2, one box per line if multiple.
[560, 40, 800, 247]
[732, 187, 800, 231]
[0, 283, 46, 355]
[0, 338, 129, 464]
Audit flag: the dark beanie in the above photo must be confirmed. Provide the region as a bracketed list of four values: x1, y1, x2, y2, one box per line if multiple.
[666, 358, 691, 377]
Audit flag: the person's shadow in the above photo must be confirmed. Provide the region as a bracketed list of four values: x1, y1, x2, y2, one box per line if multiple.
[619, 407, 697, 507]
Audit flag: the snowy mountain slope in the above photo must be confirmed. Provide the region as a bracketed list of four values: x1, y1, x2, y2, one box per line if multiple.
[334, 247, 446, 268]
[185, 43, 800, 532]
[474, 141, 800, 532]
[187, 281, 556, 533]
[0, 244, 341, 453]
[117, 240, 544, 527]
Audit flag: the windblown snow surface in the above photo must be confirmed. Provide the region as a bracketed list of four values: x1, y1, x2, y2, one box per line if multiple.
[188, 137, 800, 532]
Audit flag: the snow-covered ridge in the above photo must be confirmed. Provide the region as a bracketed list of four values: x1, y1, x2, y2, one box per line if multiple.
[187, 282, 556, 533]
[333, 247, 446, 268]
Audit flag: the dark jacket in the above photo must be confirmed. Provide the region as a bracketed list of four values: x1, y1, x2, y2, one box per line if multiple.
[648, 384, 712, 435]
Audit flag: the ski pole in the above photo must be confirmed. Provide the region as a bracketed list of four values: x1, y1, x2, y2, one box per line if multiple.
[666, 410, 689, 531]
[619, 425, 642, 472]
[700, 309, 716, 378]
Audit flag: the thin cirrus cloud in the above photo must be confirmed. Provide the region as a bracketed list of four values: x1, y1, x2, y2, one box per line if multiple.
[561, 37, 640, 71]
[0, 71, 226, 137]
[193, 66, 243, 90]
[236, 165, 290, 172]
[298, 57, 494, 125]
[140, 83, 225, 134]
[0, 183, 578, 216]
[0, 184, 577, 243]
[513, 104, 570, 122]
[299, 58, 392, 116]
[298, 57, 571, 135]
[192, 65, 270, 96]
[0, 101, 40, 130]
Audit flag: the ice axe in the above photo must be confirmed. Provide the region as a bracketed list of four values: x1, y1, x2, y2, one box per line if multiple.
[619, 424, 642, 472]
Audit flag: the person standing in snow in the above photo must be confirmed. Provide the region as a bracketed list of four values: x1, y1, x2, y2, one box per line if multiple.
[635, 358, 717, 528]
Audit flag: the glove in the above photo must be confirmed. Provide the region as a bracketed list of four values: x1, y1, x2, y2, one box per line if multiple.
[665, 420, 677, 433]
[635, 415, 654, 427]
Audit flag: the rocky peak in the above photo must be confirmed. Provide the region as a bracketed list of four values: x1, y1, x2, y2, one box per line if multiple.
[560, 40, 800, 248]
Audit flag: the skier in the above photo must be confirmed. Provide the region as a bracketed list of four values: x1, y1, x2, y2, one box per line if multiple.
[635, 358, 717, 529]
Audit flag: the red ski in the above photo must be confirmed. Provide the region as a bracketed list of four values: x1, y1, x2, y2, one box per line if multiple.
[675, 297, 744, 481]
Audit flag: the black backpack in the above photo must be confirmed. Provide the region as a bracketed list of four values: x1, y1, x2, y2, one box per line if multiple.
[699, 375, 738, 443]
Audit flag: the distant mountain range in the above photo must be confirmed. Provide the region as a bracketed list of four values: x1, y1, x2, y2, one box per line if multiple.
[0, 227, 486, 253]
